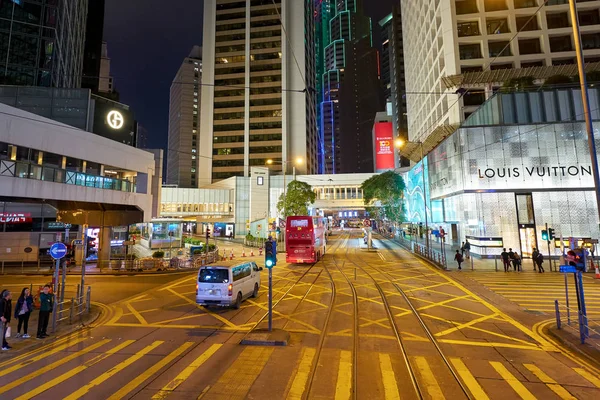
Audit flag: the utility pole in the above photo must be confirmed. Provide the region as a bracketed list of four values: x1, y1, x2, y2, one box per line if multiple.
[570, 0, 600, 227]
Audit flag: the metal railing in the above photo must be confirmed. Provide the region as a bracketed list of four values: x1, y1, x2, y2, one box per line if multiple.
[554, 299, 600, 347]
[51, 286, 91, 333]
[396, 235, 448, 269]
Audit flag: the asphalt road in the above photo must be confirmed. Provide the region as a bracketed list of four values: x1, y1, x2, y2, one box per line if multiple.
[0, 230, 599, 399]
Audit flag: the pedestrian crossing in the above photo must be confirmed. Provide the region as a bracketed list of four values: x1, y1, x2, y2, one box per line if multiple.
[465, 272, 600, 316]
[0, 334, 598, 399]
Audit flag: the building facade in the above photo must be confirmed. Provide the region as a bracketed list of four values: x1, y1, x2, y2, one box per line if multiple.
[0, 0, 88, 88]
[167, 46, 202, 188]
[401, 0, 600, 148]
[200, 0, 318, 184]
[405, 87, 600, 258]
[317, 0, 383, 174]
[81, 0, 105, 93]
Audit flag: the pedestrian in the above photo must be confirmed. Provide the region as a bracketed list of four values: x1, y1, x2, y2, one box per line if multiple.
[536, 252, 545, 273]
[14, 287, 33, 339]
[532, 248, 539, 271]
[464, 240, 471, 259]
[460, 242, 465, 257]
[501, 248, 511, 272]
[1, 289, 12, 350]
[37, 285, 53, 339]
[512, 252, 522, 272]
[454, 250, 464, 271]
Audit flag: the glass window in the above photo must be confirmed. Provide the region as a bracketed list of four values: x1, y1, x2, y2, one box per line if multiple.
[199, 268, 229, 283]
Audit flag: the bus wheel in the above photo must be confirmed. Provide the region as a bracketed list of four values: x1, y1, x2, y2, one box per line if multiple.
[234, 292, 242, 309]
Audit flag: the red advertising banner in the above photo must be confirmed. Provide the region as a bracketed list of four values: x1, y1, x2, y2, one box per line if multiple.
[0, 213, 32, 223]
[374, 122, 395, 171]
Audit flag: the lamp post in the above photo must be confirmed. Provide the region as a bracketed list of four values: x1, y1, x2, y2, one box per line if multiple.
[396, 139, 430, 255]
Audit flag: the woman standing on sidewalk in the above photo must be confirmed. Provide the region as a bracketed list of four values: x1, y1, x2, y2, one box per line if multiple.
[14, 288, 33, 338]
[1, 290, 12, 350]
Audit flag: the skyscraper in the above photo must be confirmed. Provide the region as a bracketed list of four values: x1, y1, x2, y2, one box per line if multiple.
[317, 0, 383, 174]
[200, 0, 318, 184]
[81, 0, 105, 93]
[0, 0, 88, 88]
[167, 46, 202, 188]
[379, 4, 409, 168]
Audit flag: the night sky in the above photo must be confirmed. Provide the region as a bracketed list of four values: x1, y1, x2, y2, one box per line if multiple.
[103, 0, 397, 151]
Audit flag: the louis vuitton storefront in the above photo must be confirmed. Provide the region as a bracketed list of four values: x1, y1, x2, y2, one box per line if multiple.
[408, 88, 600, 258]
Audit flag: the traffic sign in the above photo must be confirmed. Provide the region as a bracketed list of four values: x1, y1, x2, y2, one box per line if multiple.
[363, 219, 371, 227]
[559, 265, 578, 273]
[73, 239, 83, 246]
[49, 242, 68, 260]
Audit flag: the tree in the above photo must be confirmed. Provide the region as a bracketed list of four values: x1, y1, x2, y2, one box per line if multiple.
[277, 180, 316, 218]
[361, 171, 406, 227]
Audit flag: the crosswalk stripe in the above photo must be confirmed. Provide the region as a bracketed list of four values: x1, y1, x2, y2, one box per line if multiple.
[335, 350, 353, 400]
[449, 358, 489, 400]
[0, 333, 73, 369]
[151, 343, 221, 399]
[489, 361, 536, 400]
[414, 356, 445, 399]
[573, 367, 600, 388]
[0, 338, 110, 396]
[286, 347, 316, 400]
[0, 336, 87, 378]
[108, 341, 194, 400]
[379, 354, 400, 400]
[524, 364, 576, 400]
[14, 340, 136, 400]
[63, 340, 164, 400]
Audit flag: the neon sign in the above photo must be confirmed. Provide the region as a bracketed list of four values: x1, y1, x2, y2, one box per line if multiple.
[0, 213, 32, 223]
[107, 110, 124, 129]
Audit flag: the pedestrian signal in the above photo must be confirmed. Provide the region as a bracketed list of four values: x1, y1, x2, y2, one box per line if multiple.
[548, 228, 555, 240]
[541, 229, 548, 241]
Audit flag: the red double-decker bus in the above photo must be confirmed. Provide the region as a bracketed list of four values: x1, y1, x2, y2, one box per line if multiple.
[285, 216, 327, 264]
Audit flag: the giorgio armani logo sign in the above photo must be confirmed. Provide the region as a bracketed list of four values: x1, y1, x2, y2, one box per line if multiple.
[478, 166, 593, 179]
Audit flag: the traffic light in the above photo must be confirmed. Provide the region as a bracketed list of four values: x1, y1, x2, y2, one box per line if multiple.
[85, 237, 96, 258]
[265, 241, 276, 268]
[548, 228, 555, 240]
[541, 230, 548, 241]
[206, 227, 211, 239]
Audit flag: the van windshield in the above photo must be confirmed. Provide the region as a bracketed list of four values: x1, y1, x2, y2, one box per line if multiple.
[199, 268, 229, 283]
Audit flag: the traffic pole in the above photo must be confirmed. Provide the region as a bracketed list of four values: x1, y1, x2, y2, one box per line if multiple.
[546, 223, 552, 272]
[81, 224, 88, 300]
[268, 267, 273, 332]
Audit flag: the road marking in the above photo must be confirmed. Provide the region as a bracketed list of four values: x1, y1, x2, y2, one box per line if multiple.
[152, 344, 222, 399]
[63, 340, 164, 400]
[14, 340, 135, 400]
[108, 342, 194, 400]
[450, 358, 489, 400]
[524, 364, 576, 400]
[167, 288, 239, 328]
[286, 347, 316, 400]
[335, 350, 353, 400]
[126, 301, 149, 325]
[203, 346, 274, 399]
[0, 338, 110, 396]
[0, 336, 87, 378]
[434, 313, 499, 338]
[379, 354, 400, 400]
[437, 339, 542, 351]
[573, 367, 600, 388]
[489, 361, 536, 400]
[414, 356, 445, 399]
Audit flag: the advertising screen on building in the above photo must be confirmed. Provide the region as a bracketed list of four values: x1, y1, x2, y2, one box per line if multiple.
[374, 122, 395, 171]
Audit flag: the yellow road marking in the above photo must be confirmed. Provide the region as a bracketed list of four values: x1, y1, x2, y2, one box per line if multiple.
[489, 361, 536, 400]
[524, 364, 576, 400]
[152, 343, 222, 399]
[158, 276, 196, 291]
[403, 281, 450, 293]
[0, 332, 74, 369]
[63, 340, 164, 400]
[0, 336, 87, 378]
[14, 340, 135, 400]
[573, 367, 600, 388]
[434, 313, 499, 337]
[379, 354, 400, 400]
[126, 302, 149, 325]
[414, 356, 445, 399]
[336, 350, 353, 400]
[108, 342, 194, 400]
[167, 288, 239, 328]
[286, 347, 316, 400]
[0, 339, 110, 396]
[203, 346, 274, 399]
[450, 358, 489, 400]
[105, 304, 123, 325]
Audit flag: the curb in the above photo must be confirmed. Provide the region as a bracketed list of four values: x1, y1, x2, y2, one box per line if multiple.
[539, 321, 600, 370]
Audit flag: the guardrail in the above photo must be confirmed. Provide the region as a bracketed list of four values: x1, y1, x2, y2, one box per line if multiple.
[554, 299, 600, 347]
[395, 235, 448, 269]
[51, 286, 91, 333]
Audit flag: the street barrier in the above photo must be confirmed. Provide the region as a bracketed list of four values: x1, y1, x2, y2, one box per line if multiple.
[51, 286, 92, 333]
[554, 299, 600, 347]
[397, 236, 447, 269]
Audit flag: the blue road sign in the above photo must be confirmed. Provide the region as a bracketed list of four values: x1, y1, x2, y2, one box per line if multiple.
[559, 265, 578, 273]
[49, 242, 68, 260]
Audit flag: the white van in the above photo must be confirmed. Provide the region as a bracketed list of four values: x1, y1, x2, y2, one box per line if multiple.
[196, 262, 262, 309]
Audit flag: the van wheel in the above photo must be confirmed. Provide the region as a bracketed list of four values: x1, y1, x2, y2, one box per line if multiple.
[252, 283, 259, 298]
[234, 292, 242, 309]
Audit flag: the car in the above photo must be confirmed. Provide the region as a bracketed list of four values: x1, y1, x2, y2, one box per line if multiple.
[196, 262, 262, 309]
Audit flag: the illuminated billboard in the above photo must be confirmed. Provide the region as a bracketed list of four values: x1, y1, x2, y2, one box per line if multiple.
[374, 122, 395, 171]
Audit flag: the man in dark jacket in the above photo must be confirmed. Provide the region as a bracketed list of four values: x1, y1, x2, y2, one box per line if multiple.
[37, 285, 53, 339]
[532, 248, 539, 271]
[501, 248, 511, 272]
[1, 289, 12, 350]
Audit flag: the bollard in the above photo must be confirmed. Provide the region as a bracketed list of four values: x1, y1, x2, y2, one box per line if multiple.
[86, 286, 91, 313]
[51, 294, 58, 333]
[471, 255, 474, 271]
[495, 255, 498, 272]
[555, 300, 561, 329]
[69, 297, 75, 325]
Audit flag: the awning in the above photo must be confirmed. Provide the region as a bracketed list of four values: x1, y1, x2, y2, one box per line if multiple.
[398, 124, 460, 162]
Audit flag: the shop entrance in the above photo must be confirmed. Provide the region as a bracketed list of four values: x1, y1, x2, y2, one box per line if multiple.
[519, 225, 536, 258]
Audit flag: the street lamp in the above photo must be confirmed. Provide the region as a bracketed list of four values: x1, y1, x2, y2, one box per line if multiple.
[396, 139, 430, 254]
